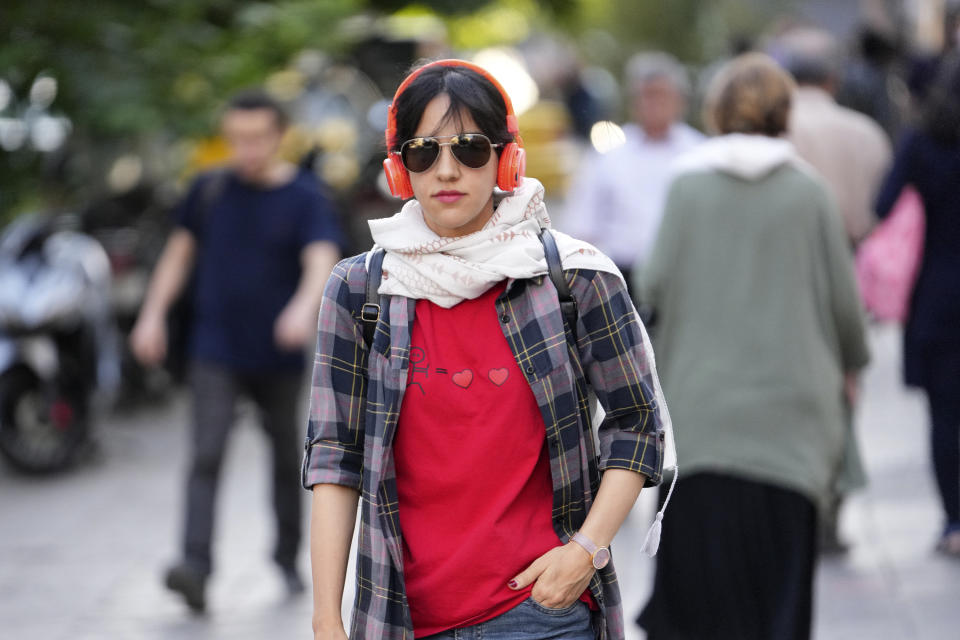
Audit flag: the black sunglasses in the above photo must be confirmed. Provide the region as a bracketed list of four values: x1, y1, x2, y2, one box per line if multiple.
[399, 133, 502, 173]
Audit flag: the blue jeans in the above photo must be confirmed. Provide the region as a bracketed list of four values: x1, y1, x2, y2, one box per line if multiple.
[420, 597, 594, 640]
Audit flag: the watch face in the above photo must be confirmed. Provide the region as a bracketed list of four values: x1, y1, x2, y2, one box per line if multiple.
[593, 547, 611, 569]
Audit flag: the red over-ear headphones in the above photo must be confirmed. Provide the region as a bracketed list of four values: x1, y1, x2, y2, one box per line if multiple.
[382, 59, 526, 200]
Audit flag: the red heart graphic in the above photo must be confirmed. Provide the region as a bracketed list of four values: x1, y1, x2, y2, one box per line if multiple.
[488, 368, 509, 386]
[451, 369, 473, 388]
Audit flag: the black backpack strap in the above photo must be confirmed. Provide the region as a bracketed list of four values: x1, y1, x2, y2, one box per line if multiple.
[540, 230, 593, 434]
[539, 229, 578, 341]
[361, 249, 385, 348]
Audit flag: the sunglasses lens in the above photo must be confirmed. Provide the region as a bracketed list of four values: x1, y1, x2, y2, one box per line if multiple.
[401, 138, 440, 173]
[450, 134, 493, 168]
[399, 135, 495, 172]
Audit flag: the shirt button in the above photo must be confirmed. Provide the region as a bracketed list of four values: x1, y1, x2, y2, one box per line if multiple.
[500, 314, 510, 324]
[525, 365, 535, 375]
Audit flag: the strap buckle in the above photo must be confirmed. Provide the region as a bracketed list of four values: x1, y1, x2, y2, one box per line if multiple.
[360, 302, 381, 322]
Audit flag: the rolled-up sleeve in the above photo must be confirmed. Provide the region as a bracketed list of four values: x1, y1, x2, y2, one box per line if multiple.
[572, 269, 665, 485]
[301, 259, 367, 490]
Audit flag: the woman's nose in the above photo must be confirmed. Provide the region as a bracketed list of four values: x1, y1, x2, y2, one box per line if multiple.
[434, 144, 461, 180]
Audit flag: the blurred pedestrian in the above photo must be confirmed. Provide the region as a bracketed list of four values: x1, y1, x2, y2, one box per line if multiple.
[906, 6, 960, 104]
[777, 26, 892, 554]
[129, 90, 343, 612]
[836, 25, 907, 141]
[636, 53, 869, 640]
[781, 27, 892, 246]
[303, 59, 668, 640]
[874, 53, 960, 557]
[564, 52, 704, 297]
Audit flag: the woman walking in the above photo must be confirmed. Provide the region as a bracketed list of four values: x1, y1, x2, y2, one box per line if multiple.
[302, 59, 667, 640]
[636, 53, 869, 640]
[875, 53, 960, 556]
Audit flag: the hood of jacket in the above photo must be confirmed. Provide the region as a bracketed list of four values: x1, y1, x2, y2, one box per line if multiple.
[671, 133, 801, 181]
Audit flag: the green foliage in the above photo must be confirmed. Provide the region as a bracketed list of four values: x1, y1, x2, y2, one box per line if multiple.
[2, 0, 358, 139]
[566, 0, 797, 65]
[0, 0, 359, 217]
[0, 0, 796, 219]
[367, 0, 574, 17]
[368, 0, 493, 14]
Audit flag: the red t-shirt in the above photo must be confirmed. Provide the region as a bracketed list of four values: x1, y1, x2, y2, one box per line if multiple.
[393, 282, 592, 638]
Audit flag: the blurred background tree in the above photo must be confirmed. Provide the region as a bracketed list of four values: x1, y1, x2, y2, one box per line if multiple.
[1, 0, 360, 218]
[0, 0, 879, 220]
[567, 0, 795, 66]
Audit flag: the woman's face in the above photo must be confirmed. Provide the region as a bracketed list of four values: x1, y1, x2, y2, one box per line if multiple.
[406, 94, 499, 238]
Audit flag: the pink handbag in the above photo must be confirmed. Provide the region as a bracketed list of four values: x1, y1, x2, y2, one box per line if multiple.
[855, 186, 925, 323]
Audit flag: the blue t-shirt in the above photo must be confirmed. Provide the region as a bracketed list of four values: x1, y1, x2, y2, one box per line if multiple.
[175, 168, 344, 372]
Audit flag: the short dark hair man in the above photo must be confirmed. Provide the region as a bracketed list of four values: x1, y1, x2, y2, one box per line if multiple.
[130, 89, 343, 612]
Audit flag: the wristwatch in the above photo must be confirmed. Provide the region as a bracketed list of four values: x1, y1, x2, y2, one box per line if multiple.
[571, 532, 611, 569]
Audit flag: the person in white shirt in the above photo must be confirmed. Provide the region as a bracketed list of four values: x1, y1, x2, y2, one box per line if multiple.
[563, 52, 704, 295]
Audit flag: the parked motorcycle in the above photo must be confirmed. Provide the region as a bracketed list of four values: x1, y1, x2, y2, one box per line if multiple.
[82, 186, 176, 402]
[0, 214, 119, 473]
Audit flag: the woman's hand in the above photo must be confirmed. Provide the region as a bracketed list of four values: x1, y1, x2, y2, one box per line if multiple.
[507, 542, 594, 609]
[509, 469, 645, 608]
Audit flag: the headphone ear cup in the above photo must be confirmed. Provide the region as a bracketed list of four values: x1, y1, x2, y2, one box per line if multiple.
[496, 143, 525, 191]
[383, 156, 413, 199]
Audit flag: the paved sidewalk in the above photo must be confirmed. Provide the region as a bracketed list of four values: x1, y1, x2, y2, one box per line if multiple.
[0, 324, 957, 639]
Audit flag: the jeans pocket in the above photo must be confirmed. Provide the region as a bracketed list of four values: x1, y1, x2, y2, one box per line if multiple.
[525, 596, 583, 616]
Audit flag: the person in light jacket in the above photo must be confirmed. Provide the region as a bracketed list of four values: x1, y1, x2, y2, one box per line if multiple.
[636, 53, 869, 640]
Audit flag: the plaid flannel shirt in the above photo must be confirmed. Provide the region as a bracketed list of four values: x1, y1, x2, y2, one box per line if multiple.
[302, 253, 665, 640]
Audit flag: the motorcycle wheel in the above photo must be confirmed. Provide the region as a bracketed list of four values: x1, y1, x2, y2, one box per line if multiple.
[0, 366, 88, 474]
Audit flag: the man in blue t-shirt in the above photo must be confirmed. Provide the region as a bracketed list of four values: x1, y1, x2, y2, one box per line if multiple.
[130, 90, 342, 612]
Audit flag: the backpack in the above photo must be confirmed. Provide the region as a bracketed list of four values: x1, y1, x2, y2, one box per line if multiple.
[358, 229, 578, 347]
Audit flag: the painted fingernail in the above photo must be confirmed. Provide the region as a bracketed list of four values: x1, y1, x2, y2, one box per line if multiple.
[508, 579, 518, 589]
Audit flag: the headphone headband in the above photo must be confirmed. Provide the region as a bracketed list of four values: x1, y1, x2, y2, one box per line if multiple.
[384, 58, 521, 152]
[382, 58, 526, 199]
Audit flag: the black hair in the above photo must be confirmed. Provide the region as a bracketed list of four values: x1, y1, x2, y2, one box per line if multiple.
[225, 89, 289, 130]
[921, 53, 960, 145]
[389, 63, 514, 153]
[857, 27, 899, 65]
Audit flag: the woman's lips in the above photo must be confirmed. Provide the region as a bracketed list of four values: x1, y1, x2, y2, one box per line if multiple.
[433, 191, 465, 203]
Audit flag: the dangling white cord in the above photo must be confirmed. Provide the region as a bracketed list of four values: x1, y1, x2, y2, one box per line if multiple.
[634, 307, 678, 558]
[640, 461, 677, 557]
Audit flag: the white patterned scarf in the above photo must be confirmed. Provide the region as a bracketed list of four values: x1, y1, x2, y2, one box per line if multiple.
[367, 177, 620, 307]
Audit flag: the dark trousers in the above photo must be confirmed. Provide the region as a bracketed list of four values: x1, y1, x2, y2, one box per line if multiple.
[639, 473, 817, 640]
[182, 360, 304, 575]
[928, 388, 960, 527]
